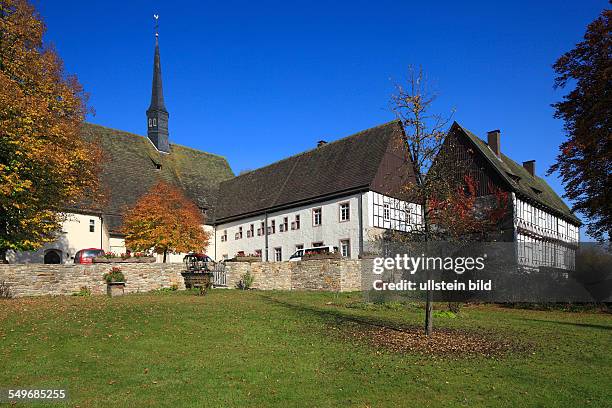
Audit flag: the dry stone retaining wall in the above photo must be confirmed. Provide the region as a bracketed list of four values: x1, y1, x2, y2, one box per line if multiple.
[0, 259, 363, 297]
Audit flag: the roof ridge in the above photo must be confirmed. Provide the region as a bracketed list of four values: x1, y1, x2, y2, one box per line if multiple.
[225, 119, 400, 184]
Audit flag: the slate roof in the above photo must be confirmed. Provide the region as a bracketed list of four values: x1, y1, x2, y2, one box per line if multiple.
[454, 123, 581, 225]
[75, 123, 234, 233]
[215, 120, 406, 222]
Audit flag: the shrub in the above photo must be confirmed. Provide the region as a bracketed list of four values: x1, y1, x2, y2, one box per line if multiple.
[237, 271, 254, 290]
[433, 310, 457, 319]
[103, 267, 126, 283]
[72, 286, 91, 297]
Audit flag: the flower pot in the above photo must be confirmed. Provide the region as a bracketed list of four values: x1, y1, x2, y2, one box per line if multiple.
[106, 282, 126, 297]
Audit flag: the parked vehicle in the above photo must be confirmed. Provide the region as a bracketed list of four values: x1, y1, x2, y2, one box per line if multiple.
[289, 245, 338, 262]
[74, 248, 105, 264]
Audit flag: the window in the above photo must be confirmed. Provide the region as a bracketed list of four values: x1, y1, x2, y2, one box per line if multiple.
[254, 249, 262, 258]
[383, 203, 390, 220]
[235, 227, 243, 240]
[247, 224, 254, 238]
[89, 219, 95, 232]
[312, 242, 324, 247]
[294, 215, 300, 230]
[339, 202, 350, 222]
[280, 217, 288, 232]
[268, 220, 276, 234]
[257, 222, 265, 236]
[340, 239, 350, 258]
[313, 208, 322, 226]
[295, 244, 304, 251]
[148, 118, 152, 127]
[274, 247, 282, 262]
[221, 230, 228, 242]
[153, 118, 157, 126]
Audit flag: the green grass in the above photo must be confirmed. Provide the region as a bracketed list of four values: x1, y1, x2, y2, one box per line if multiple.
[0, 290, 610, 407]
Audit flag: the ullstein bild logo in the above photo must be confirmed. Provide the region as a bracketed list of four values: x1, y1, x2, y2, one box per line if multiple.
[371, 254, 492, 292]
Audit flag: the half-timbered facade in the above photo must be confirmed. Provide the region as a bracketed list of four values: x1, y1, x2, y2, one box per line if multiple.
[439, 123, 581, 271]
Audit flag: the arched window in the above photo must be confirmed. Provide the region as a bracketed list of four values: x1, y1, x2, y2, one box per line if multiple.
[153, 118, 157, 126]
[148, 118, 152, 127]
[44, 250, 62, 264]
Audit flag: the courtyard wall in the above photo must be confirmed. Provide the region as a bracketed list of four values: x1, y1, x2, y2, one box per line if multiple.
[0, 259, 363, 297]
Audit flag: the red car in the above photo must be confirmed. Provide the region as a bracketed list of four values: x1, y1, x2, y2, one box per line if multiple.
[74, 248, 105, 264]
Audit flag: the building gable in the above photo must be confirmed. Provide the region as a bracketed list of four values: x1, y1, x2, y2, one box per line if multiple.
[214, 120, 411, 222]
[450, 122, 580, 225]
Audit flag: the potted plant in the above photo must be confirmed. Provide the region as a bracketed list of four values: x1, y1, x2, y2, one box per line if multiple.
[103, 267, 126, 297]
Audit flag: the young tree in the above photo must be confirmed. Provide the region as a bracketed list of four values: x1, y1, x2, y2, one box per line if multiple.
[0, 0, 102, 262]
[390, 66, 508, 335]
[549, 8, 611, 243]
[122, 181, 210, 262]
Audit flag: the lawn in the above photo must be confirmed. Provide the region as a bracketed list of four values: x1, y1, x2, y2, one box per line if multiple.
[0, 290, 610, 407]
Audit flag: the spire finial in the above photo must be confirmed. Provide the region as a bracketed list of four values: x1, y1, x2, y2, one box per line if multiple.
[154, 14, 159, 38]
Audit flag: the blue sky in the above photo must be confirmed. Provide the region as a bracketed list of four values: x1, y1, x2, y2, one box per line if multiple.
[37, 1, 605, 238]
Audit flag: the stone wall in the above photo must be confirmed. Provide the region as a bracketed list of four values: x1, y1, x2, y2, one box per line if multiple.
[0, 263, 185, 298]
[225, 259, 362, 292]
[0, 259, 363, 298]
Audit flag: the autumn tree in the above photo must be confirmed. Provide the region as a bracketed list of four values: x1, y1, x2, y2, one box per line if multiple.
[390, 66, 508, 335]
[122, 181, 210, 262]
[0, 0, 102, 262]
[548, 8, 611, 243]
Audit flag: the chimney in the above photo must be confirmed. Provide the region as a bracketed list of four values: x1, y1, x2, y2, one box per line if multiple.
[523, 160, 536, 177]
[317, 140, 327, 147]
[487, 130, 501, 157]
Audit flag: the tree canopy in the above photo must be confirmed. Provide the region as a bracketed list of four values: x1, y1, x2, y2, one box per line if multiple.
[122, 181, 210, 262]
[549, 8, 611, 243]
[0, 0, 102, 261]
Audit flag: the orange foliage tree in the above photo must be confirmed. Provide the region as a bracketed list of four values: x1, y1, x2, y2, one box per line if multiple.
[0, 0, 102, 262]
[122, 181, 210, 262]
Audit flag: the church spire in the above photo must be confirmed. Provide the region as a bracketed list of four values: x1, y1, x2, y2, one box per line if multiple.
[146, 14, 170, 153]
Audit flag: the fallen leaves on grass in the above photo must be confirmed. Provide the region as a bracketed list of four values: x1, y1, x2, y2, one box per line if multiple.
[331, 321, 527, 357]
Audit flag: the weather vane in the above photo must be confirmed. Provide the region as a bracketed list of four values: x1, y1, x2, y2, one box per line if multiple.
[154, 14, 159, 37]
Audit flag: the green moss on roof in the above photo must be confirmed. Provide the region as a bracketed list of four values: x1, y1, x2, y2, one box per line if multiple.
[455, 123, 580, 225]
[79, 122, 234, 230]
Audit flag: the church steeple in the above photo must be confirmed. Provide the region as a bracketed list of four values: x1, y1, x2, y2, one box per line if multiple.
[146, 14, 170, 153]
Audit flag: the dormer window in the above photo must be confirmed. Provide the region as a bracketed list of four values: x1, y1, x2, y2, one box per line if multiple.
[531, 187, 542, 195]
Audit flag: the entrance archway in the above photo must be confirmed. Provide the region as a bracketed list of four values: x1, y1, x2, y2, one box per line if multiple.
[44, 250, 61, 264]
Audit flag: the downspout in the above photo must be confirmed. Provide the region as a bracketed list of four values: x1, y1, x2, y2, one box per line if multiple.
[264, 212, 269, 261]
[358, 191, 364, 258]
[214, 224, 217, 260]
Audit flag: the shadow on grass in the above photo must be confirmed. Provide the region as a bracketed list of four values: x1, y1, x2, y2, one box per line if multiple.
[257, 292, 421, 333]
[257, 293, 527, 356]
[523, 318, 612, 331]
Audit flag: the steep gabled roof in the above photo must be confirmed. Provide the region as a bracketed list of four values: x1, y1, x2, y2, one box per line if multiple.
[215, 120, 410, 222]
[77, 123, 234, 232]
[453, 122, 580, 225]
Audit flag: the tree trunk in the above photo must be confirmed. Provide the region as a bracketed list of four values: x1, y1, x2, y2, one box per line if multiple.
[163, 249, 167, 263]
[422, 197, 433, 336]
[425, 278, 433, 336]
